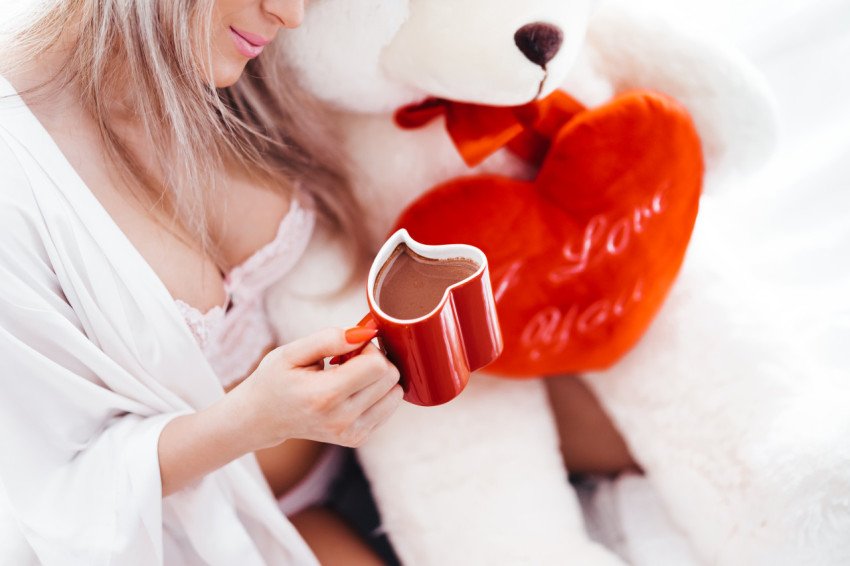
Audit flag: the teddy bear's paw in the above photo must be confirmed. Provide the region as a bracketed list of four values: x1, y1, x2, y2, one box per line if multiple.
[356, 377, 630, 565]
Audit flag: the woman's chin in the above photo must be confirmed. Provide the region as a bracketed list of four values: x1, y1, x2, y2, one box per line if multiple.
[213, 59, 248, 89]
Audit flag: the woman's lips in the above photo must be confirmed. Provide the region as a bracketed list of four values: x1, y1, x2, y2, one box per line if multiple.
[229, 26, 269, 59]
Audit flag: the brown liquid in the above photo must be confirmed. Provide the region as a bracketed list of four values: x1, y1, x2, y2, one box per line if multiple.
[375, 244, 480, 320]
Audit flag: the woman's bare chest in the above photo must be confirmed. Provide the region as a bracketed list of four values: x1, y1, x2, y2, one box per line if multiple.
[49, 116, 292, 312]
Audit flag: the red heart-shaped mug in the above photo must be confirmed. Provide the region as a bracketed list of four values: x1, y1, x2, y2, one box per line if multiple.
[341, 229, 504, 406]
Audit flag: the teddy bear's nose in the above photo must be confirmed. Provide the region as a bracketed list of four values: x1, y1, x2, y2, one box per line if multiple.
[514, 22, 564, 68]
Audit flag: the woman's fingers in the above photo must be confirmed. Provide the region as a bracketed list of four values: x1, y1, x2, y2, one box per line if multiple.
[343, 352, 401, 414]
[276, 326, 377, 368]
[328, 344, 398, 399]
[356, 384, 404, 437]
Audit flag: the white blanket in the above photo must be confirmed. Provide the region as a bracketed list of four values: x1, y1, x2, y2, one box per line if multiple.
[0, 77, 317, 565]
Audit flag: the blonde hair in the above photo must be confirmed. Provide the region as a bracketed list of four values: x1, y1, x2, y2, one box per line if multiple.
[3, 0, 368, 270]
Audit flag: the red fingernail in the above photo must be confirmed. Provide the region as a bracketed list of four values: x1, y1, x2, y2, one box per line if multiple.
[355, 314, 376, 329]
[344, 326, 378, 344]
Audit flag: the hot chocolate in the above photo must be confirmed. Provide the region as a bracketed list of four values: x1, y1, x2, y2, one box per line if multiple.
[375, 244, 480, 320]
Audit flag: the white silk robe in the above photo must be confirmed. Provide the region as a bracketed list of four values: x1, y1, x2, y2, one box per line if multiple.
[0, 76, 318, 565]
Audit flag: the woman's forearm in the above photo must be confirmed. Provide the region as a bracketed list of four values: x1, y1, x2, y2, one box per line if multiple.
[158, 393, 259, 497]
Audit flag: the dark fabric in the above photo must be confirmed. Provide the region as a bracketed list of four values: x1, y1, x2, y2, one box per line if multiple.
[327, 449, 401, 566]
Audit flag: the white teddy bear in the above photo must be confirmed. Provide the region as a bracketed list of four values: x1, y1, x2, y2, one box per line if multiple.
[269, 1, 849, 564]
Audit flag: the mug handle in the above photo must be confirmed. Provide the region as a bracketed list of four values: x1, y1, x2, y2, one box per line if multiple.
[328, 313, 378, 365]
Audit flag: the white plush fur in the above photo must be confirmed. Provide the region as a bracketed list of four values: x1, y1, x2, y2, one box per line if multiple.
[268, 1, 848, 563]
[585, 190, 850, 564]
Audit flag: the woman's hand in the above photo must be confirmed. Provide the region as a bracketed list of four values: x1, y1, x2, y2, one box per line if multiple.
[158, 327, 401, 496]
[229, 327, 403, 452]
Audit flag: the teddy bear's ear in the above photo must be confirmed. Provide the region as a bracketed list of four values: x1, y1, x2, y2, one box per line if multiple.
[583, 3, 779, 185]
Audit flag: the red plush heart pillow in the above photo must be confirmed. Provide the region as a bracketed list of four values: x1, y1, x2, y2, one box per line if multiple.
[393, 91, 703, 376]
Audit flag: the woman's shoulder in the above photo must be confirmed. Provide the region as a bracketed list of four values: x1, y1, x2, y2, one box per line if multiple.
[0, 130, 39, 214]
[0, 74, 43, 192]
[0, 76, 34, 175]
[0, 137, 69, 330]
[0, 131, 53, 267]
